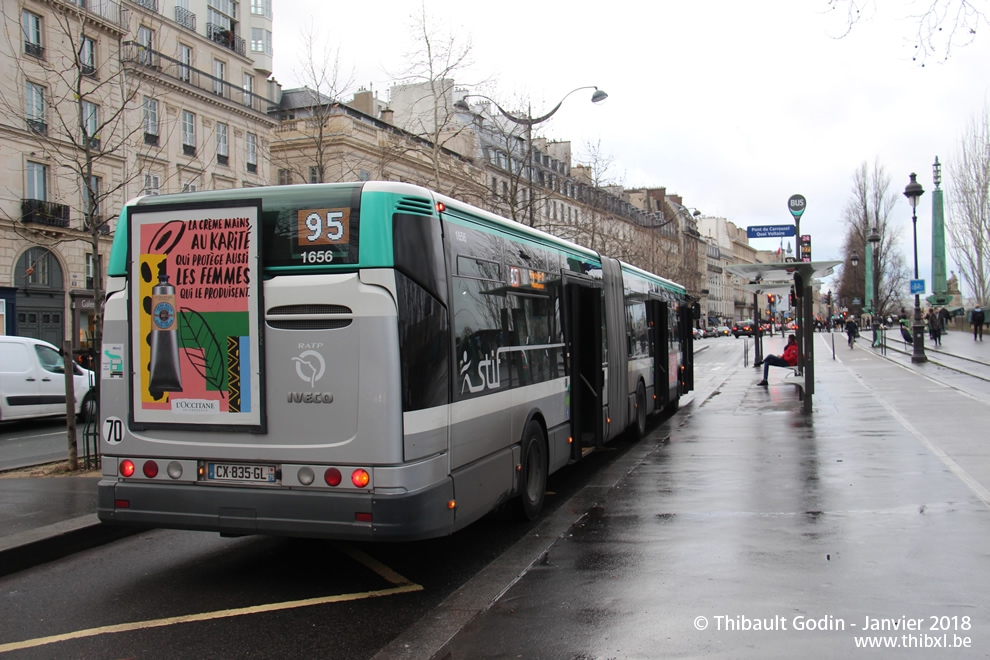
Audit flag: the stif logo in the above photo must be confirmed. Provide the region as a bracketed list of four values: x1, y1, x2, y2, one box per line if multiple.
[292, 350, 325, 387]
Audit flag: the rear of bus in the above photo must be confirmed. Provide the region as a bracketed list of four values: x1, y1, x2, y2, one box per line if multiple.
[98, 182, 454, 540]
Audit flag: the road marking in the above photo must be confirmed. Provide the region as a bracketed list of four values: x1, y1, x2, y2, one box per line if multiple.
[0, 545, 422, 654]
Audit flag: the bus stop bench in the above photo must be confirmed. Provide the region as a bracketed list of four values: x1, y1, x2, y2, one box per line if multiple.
[782, 370, 805, 399]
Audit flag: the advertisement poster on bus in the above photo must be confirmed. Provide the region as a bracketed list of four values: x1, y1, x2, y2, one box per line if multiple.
[128, 200, 266, 431]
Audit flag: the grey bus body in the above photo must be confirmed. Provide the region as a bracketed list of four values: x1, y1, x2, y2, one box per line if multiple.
[97, 182, 691, 541]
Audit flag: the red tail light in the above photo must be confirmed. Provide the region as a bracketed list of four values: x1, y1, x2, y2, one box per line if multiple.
[120, 460, 135, 477]
[351, 469, 370, 488]
[143, 460, 159, 478]
[324, 468, 342, 487]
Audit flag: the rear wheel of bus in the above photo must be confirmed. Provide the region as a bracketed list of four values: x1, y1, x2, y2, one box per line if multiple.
[516, 420, 547, 521]
[634, 381, 647, 439]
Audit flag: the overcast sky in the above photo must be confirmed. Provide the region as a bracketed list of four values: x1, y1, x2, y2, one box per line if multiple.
[271, 1, 990, 298]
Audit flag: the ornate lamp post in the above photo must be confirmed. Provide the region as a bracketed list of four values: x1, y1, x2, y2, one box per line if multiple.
[868, 227, 881, 346]
[903, 173, 926, 363]
[454, 87, 608, 226]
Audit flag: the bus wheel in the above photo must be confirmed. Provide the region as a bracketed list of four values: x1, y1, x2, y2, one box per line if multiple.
[634, 381, 647, 438]
[516, 420, 547, 521]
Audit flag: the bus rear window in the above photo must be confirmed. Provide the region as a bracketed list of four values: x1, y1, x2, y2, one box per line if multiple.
[122, 184, 363, 272]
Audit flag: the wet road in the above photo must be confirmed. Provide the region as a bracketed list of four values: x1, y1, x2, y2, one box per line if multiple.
[417, 334, 990, 658]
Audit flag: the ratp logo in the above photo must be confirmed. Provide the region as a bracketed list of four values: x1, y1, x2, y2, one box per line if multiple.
[292, 350, 325, 387]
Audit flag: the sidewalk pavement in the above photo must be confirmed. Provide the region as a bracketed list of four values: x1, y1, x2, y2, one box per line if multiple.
[3, 330, 989, 654]
[374, 331, 990, 658]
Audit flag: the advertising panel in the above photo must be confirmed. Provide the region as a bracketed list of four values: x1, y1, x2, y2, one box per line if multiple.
[128, 200, 265, 431]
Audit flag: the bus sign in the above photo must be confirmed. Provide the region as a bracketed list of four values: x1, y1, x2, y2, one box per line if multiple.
[788, 194, 806, 219]
[747, 225, 796, 238]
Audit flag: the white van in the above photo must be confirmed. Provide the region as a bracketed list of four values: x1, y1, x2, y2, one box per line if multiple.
[0, 336, 95, 422]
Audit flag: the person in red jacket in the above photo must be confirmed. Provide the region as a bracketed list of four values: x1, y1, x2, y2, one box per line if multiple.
[757, 334, 798, 386]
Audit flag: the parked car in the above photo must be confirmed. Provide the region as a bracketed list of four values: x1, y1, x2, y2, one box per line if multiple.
[702, 327, 718, 338]
[732, 319, 754, 338]
[0, 336, 94, 422]
[714, 325, 732, 337]
[693, 327, 703, 340]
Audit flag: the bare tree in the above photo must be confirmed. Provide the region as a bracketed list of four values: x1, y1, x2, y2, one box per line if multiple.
[948, 106, 990, 306]
[1, 2, 151, 384]
[826, 0, 989, 64]
[390, 4, 482, 197]
[837, 159, 907, 318]
[269, 25, 355, 184]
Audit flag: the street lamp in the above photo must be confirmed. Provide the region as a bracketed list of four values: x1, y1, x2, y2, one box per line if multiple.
[903, 172, 926, 363]
[868, 226, 881, 347]
[454, 87, 608, 226]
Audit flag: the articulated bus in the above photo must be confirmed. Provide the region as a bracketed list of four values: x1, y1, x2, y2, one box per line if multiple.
[97, 182, 695, 540]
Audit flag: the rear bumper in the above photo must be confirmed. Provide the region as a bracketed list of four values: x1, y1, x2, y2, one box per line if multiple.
[98, 478, 454, 541]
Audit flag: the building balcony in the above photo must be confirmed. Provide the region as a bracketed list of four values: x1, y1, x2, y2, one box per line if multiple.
[175, 6, 196, 30]
[121, 41, 274, 115]
[22, 199, 70, 229]
[206, 23, 245, 57]
[64, 0, 124, 27]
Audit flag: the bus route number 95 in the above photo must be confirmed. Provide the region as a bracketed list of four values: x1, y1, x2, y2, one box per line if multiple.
[298, 208, 349, 246]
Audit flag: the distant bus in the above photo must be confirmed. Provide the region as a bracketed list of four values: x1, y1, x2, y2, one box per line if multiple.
[97, 182, 694, 540]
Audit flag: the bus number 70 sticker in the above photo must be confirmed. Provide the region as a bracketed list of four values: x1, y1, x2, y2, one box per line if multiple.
[298, 208, 349, 246]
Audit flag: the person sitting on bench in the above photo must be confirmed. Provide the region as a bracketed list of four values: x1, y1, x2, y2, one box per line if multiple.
[757, 335, 798, 386]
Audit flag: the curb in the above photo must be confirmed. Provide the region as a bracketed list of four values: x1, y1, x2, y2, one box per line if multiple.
[0, 515, 142, 578]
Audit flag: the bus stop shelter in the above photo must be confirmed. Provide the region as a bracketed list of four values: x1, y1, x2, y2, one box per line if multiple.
[726, 260, 841, 413]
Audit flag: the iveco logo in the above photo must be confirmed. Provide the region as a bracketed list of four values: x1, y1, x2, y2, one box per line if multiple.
[287, 392, 334, 404]
[292, 350, 325, 387]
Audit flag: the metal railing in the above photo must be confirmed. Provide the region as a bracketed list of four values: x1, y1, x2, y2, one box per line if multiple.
[206, 22, 246, 57]
[120, 41, 274, 114]
[21, 199, 71, 228]
[175, 6, 196, 30]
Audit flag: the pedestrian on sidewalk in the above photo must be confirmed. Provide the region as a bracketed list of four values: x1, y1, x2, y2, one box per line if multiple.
[974, 306, 985, 341]
[757, 335, 798, 386]
[931, 313, 942, 346]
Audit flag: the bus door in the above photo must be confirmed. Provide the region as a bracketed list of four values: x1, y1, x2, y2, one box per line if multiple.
[680, 302, 697, 393]
[647, 298, 670, 409]
[562, 272, 603, 459]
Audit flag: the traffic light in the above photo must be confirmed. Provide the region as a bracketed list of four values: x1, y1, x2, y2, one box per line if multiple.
[789, 289, 796, 307]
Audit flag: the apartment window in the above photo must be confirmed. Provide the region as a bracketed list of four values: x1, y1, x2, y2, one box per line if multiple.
[182, 180, 198, 192]
[25, 81, 46, 134]
[251, 28, 272, 54]
[246, 133, 257, 173]
[181, 110, 196, 155]
[82, 100, 99, 148]
[26, 161, 48, 200]
[213, 59, 225, 96]
[178, 44, 192, 82]
[22, 11, 43, 58]
[251, 0, 272, 17]
[278, 169, 291, 186]
[242, 73, 254, 106]
[309, 166, 319, 184]
[143, 96, 158, 143]
[80, 37, 97, 76]
[216, 122, 228, 165]
[25, 247, 50, 286]
[143, 173, 160, 195]
[137, 26, 154, 66]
